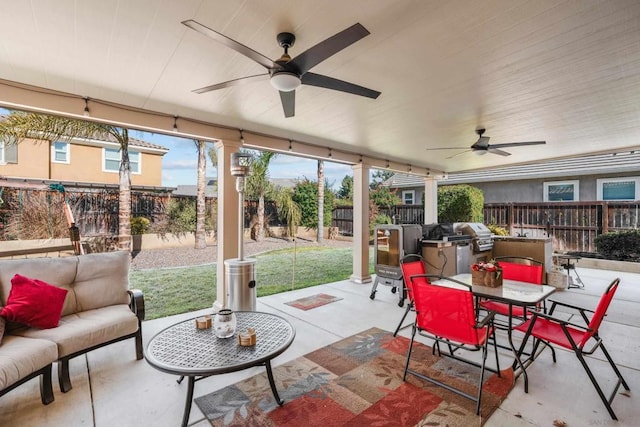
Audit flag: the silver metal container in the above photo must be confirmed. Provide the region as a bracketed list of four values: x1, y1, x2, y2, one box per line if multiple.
[224, 258, 257, 311]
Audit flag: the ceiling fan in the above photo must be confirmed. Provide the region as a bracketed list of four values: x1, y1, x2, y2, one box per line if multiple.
[426, 128, 546, 158]
[182, 20, 381, 118]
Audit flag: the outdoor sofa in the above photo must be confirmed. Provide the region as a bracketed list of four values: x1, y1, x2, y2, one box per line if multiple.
[0, 251, 144, 404]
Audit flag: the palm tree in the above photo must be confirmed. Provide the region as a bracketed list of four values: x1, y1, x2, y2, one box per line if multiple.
[245, 150, 277, 242]
[0, 110, 134, 250]
[194, 139, 207, 249]
[317, 159, 325, 243]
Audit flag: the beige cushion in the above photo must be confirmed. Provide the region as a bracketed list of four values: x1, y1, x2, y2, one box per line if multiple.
[0, 335, 58, 390]
[0, 257, 78, 315]
[0, 316, 5, 346]
[13, 305, 139, 358]
[74, 251, 130, 311]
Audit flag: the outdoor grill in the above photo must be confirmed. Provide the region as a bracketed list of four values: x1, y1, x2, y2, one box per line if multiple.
[454, 222, 494, 253]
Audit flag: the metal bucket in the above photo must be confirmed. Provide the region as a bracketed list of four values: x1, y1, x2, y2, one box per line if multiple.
[224, 258, 257, 311]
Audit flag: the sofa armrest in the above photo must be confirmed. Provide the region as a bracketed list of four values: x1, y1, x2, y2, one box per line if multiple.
[127, 289, 145, 322]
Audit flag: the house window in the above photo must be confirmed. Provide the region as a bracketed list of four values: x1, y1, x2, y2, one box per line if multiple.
[0, 142, 18, 164]
[597, 177, 639, 201]
[402, 190, 415, 205]
[543, 180, 579, 202]
[103, 148, 141, 174]
[51, 141, 70, 163]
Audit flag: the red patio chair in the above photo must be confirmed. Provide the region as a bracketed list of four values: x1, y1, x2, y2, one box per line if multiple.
[403, 276, 500, 415]
[393, 254, 428, 336]
[514, 278, 630, 420]
[480, 256, 544, 319]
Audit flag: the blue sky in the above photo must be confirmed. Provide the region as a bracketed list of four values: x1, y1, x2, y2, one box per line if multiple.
[131, 130, 355, 190]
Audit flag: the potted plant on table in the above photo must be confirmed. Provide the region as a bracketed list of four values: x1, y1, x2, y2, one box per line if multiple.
[471, 260, 503, 287]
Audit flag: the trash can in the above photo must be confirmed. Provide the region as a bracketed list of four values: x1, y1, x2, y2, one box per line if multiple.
[224, 258, 257, 311]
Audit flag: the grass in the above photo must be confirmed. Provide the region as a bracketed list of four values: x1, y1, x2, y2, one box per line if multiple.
[130, 246, 375, 320]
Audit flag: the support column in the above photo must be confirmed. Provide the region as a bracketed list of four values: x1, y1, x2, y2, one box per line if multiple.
[424, 177, 438, 224]
[350, 163, 372, 284]
[214, 140, 242, 309]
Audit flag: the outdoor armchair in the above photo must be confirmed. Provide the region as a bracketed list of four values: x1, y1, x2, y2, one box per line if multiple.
[514, 278, 630, 420]
[403, 275, 500, 415]
[480, 256, 544, 320]
[393, 254, 428, 336]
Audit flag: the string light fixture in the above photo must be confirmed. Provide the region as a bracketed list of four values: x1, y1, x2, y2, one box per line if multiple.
[288, 140, 292, 151]
[83, 97, 90, 117]
[240, 129, 245, 144]
[173, 116, 178, 132]
[328, 148, 332, 158]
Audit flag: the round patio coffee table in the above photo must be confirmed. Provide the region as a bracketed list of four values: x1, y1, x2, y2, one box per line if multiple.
[145, 311, 295, 427]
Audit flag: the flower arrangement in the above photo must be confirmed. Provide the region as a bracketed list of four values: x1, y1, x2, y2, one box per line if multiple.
[471, 260, 503, 287]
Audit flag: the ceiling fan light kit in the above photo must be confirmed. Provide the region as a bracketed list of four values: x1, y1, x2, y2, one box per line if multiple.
[182, 20, 380, 117]
[270, 72, 301, 92]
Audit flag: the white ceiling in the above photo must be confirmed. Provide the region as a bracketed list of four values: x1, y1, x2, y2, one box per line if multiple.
[1, 0, 639, 174]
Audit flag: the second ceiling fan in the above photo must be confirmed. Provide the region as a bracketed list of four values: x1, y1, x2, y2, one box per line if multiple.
[427, 128, 546, 158]
[182, 20, 381, 118]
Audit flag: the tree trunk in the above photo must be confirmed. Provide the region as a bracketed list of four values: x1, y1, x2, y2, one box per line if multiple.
[118, 130, 132, 251]
[195, 140, 207, 249]
[317, 159, 324, 243]
[257, 195, 265, 242]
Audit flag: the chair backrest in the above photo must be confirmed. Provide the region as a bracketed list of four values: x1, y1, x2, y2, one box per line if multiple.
[580, 278, 620, 348]
[412, 278, 482, 345]
[400, 254, 428, 301]
[495, 256, 543, 284]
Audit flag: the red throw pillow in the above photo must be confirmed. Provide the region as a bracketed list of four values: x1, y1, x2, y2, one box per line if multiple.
[0, 274, 68, 329]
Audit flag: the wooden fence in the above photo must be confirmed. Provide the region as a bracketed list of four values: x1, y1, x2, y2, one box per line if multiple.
[332, 202, 640, 253]
[0, 185, 283, 240]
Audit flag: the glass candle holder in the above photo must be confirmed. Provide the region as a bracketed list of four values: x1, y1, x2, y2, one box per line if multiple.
[213, 309, 237, 338]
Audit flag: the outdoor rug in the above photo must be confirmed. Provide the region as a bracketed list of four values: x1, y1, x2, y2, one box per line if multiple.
[194, 327, 514, 426]
[284, 293, 343, 311]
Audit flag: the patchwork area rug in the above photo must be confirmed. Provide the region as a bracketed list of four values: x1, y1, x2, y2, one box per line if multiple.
[284, 293, 343, 311]
[195, 327, 514, 426]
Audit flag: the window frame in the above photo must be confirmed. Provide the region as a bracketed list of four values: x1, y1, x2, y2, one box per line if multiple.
[402, 190, 415, 205]
[543, 180, 579, 202]
[51, 141, 70, 164]
[103, 148, 141, 174]
[0, 141, 18, 164]
[596, 176, 639, 201]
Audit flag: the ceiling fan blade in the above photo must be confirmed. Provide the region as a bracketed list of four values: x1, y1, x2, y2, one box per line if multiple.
[487, 148, 512, 156]
[425, 147, 469, 151]
[302, 72, 380, 99]
[288, 23, 370, 75]
[193, 74, 269, 94]
[279, 90, 295, 118]
[487, 141, 546, 149]
[446, 150, 471, 159]
[182, 20, 277, 70]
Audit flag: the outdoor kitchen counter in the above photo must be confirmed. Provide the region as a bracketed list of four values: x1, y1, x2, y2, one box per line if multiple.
[492, 236, 554, 283]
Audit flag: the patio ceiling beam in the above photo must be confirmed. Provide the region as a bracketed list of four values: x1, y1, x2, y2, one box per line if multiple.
[0, 78, 444, 179]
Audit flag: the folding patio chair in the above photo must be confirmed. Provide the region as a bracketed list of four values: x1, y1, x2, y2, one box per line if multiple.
[480, 256, 544, 320]
[514, 278, 630, 420]
[393, 254, 428, 336]
[403, 276, 500, 415]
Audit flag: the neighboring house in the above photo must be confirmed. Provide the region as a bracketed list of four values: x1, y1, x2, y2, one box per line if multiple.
[386, 151, 640, 204]
[0, 133, 168, 187]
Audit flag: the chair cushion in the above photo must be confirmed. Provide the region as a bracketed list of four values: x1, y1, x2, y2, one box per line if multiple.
[0, 335, 58, 390]
[0, 274, 68, 329]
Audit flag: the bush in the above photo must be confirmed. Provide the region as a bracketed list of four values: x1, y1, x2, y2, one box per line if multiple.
[487, 224, 509, 236]
[370, 213, 392, 235]
[437, 185, 484, 223]
[291, 179, 335, 228]
[131, 216, 151, 235]
[595, 230, 640, 261]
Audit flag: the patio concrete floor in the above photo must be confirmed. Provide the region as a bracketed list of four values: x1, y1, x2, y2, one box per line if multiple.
[1, 265, 638, 426]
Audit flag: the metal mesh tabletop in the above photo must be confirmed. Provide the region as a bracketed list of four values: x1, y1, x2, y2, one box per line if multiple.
[145, 311, 295, 376]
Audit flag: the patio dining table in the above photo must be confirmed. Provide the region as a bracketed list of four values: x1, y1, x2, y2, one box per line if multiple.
[433, 273, 556, 391]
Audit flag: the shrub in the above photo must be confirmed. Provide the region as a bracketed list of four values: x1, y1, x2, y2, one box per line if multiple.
[291, 179, 335, 228]
[487, 224, 509, 236]
[370, 213, 392, 235]
[595, 230, 640, 261]
[131, 216, 151, 234]
[437, 185, 484, 223]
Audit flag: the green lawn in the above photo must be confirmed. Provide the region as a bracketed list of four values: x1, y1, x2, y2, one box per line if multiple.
[130, 246, 375, 320]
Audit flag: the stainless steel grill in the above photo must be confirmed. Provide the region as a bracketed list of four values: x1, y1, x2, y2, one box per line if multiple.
[454, 223, 493, 252]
